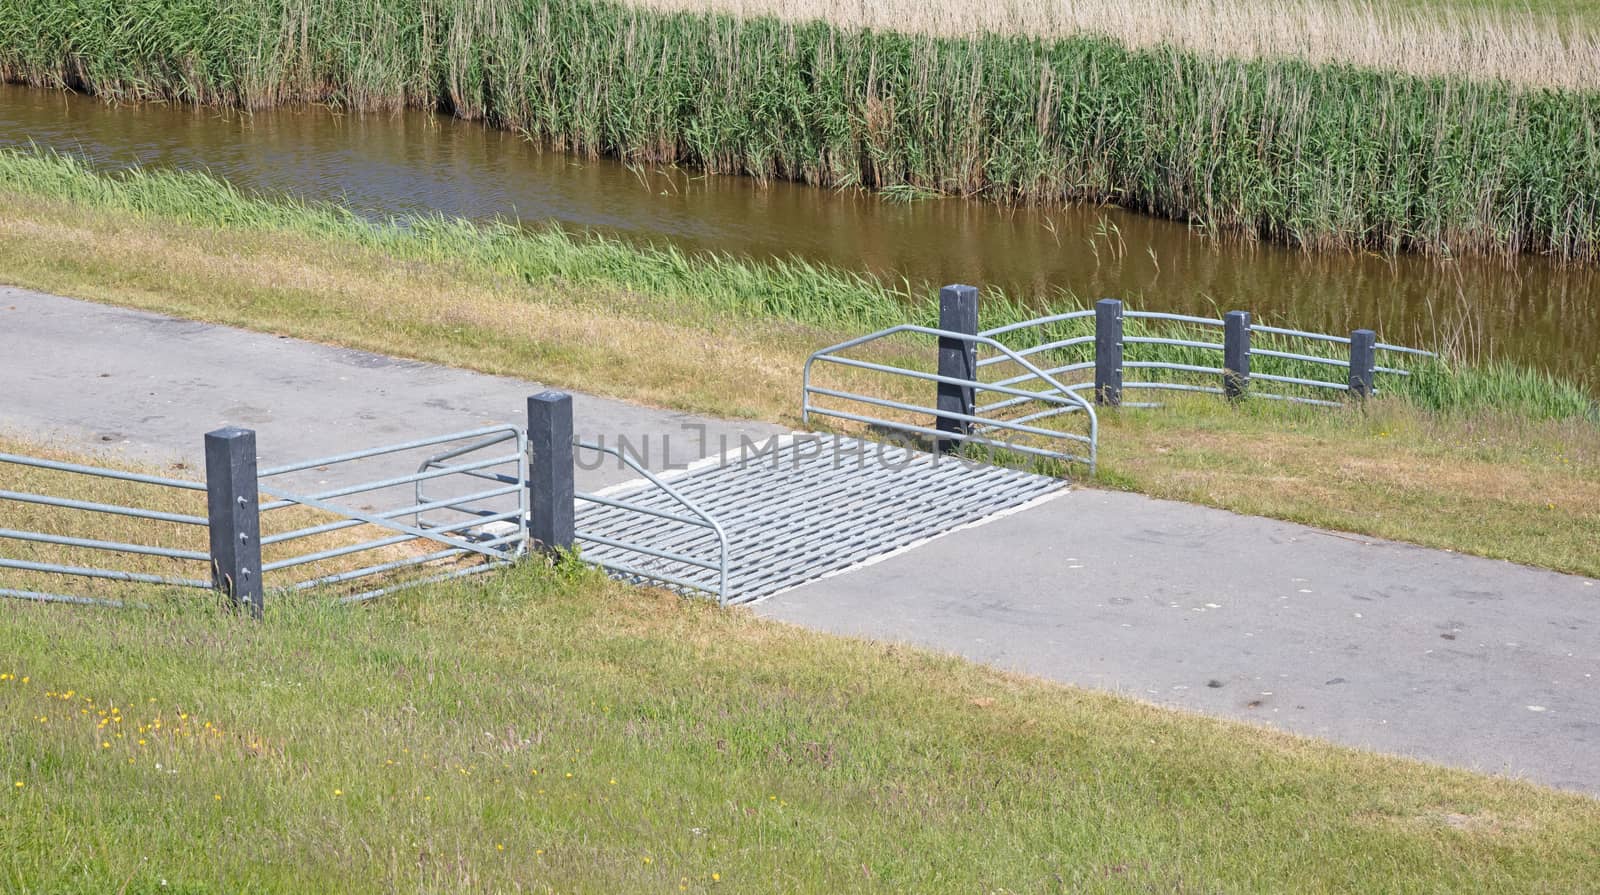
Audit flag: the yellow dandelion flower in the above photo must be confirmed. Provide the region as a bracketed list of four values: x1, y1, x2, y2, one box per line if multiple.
[12, 781, 22, 789]
[609, 778, 617, 786]
[642, 856, 652, 865]
[214, 794, 222, 801]
[20, 677, 27, 684]
[496, 844, 505, 852]
[713, 872, 721, 881]
[101, 741, 110, 749]
[333, 789, 343, 797]
[535, 849, 544, 856]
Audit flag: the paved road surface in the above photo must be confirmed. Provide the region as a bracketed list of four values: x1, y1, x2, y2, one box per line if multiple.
[4, 287, 1596, 795]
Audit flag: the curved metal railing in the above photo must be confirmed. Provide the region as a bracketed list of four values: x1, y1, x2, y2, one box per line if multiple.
[572, 440, 731, 605]
[802, 324, 1098, 474]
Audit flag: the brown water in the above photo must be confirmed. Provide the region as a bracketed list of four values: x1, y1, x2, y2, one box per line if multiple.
[2, 83, 1595, 389]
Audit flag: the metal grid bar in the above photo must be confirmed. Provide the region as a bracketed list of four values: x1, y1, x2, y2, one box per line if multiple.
[575, 435, 1061, 604]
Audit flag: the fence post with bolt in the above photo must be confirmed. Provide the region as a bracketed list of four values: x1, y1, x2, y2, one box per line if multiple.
[527, 390, 576, 555]
[1348, 329, 1377, 400]
[1094, 298, 1123, 406]
[1223, 310, 1251, 401]
[204, 427, 263, 618]
[936, 284, 979, 453]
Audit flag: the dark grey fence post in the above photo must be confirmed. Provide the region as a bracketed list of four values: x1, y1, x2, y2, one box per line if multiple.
[1223, 311, 1251, 401]
[1094, 298, 1123, 406]
[1348, 329, 1376, 399]
[936, 284, 979, 453]
[527, 390, 575, 554]
[205, 427, 263, 618]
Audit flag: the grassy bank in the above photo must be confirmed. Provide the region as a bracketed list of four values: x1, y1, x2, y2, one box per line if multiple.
[1, 0, 1597, 262]
[0, 149, 1596, 577]
[4, 557, 1600, 892]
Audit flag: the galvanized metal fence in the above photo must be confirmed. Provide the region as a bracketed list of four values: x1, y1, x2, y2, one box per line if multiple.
[803, 287, 1436, 470]
[803, 285, 1099, 473]
[0, 451, 213, 607]
[1, 423, 533, 613]
[572, 439, 730, 604]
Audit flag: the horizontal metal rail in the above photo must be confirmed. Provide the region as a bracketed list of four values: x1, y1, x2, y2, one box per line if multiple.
[0, 452, 205, 490]
[262, 507, 524, 573]
[260, 482, 521, 546]
[803, 386, 1091, 446]
[1124, 361, 1225, 376]
[1254, 392, 1342, 407]
[258, 480, 520, 565]
[336, 561, 511, 605]
[975, 335, 1096, 368]
[983, 360, 1097, 392]
[978, 310, 1094, 338]
[0, 528, 207, 562]
[1124, 310, 1225, 327]
[258, 424, 521, 477]
[1123, 382, 1226, 396]
[574, 440, 729, 604]
[259, 452, 521, 511]
[1125, 336, 1224, 352]
[280, 542, 504, 593]
[802, 324, 1098, 474]
[0, 587, 130, 608]
[1250, 324, 1350, 345]
[1250, 348, 1349, 368]
[1376, 342, 1437, 358]
[1251, 372, 1351, 391]
[0, 557, 209, 589]
[803, 405, 1089, 464]
[0, 490, 207, 526]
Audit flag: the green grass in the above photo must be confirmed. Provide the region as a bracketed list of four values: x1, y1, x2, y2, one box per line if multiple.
[3, 564, 1600, 893]
[0, 0, 1597, 262]
[0, 146, 1590, 420]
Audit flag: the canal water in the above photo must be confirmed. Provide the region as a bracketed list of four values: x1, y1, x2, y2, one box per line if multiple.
[2, 83, 1594, 389]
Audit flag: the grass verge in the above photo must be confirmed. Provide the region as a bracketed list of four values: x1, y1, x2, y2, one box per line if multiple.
[1, 0, 1598, 261]
[3, 560, 1600, 892]
[0, 150, 1595, 578]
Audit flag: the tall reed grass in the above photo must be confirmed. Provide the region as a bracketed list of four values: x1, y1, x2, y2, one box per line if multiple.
[0, 0, 1597, 263]
[630, 0, 1600, 90]
[1, 147, 1591, 419]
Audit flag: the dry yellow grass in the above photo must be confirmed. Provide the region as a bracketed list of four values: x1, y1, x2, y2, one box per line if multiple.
[630, 0, 1600, 89]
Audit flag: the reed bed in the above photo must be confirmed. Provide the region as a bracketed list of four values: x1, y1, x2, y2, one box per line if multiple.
[1, 0, 1598, 263]
[630, 0, 1600, 90]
